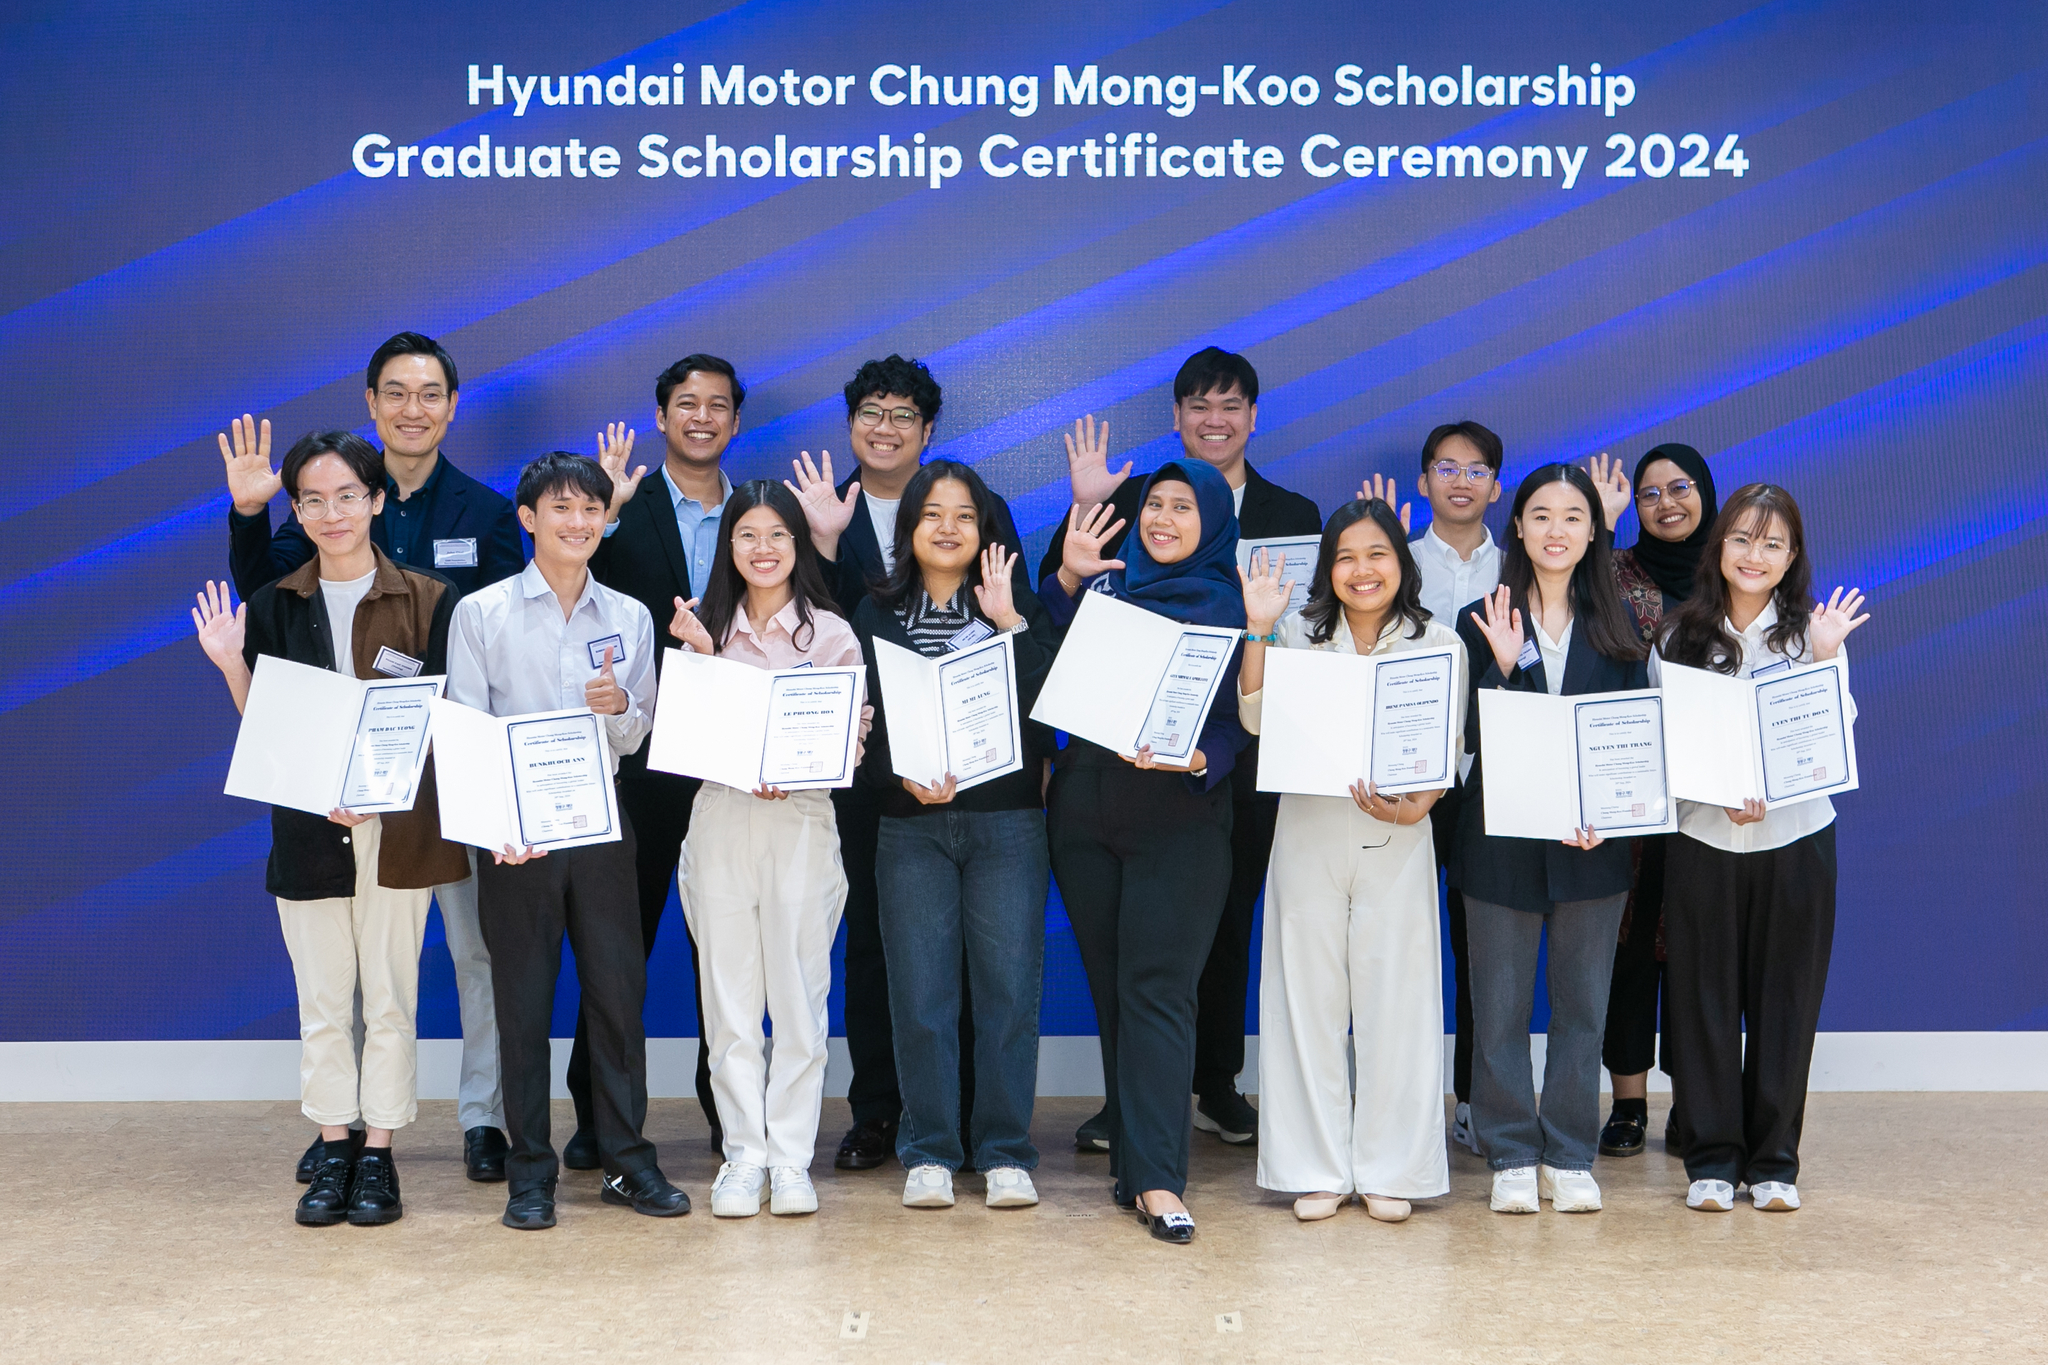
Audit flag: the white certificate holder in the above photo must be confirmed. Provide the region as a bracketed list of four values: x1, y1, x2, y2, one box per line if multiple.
[428, 700, 622, 852]
[1030, 591, 1241, 762]
[1661, 658, 1858, 810]
[1255, 645, 1460, 798]
[224, 653, 446, 816]
[645, 649, 866, 791]
[1477, 687, 1678, 841]
[1235, 536, 1321, 614]
[873, 634, 1024, 793]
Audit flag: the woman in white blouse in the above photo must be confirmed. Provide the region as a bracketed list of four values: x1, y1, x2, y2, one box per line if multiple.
[1238, 497, 1465, 1223]
[1651, 483, 1868, 1214]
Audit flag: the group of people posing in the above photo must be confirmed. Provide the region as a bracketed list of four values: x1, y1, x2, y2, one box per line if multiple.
[190, 333, 1866, 1241]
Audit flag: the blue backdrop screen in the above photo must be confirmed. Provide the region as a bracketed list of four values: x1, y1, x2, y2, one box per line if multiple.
[5, 0, 2044, 1043]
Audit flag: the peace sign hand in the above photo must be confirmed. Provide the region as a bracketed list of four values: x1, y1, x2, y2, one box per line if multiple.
[1587, 453, 1632, 533]
[973, 547, 1023, 630]
[1065, 414, 1131, 507]
[219, 415, 281, 516]
[1809, 587, 1869, 660]
[596, 423, 646, 519]
[669, 596, 716, 653]
[1355, 472, 1412, 533]
[1238, 547, 1294, 635]
[1056, 502, 1127, 595]
[1469, 585, 1525, 679]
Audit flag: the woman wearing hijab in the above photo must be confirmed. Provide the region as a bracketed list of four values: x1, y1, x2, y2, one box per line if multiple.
[1040, 460, 1250, 1244]
[1598, 444, 1718, 1159]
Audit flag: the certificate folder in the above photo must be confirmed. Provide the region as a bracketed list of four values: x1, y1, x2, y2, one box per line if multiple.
[428, 700, 622, 852]
[1477, 688, 1679, 841]
[1255, 645, 1461, 798]
[872, 634, 1023, 792]
[224, 653, 444, 817]
[1030, 590, 1241, 765]
[1660, 658, 1858, 810]
[646, 649, 866, 791]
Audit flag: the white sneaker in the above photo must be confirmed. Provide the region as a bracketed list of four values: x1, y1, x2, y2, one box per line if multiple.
[1751, 1181, 1801, 1211]
[1451, 1102, 1481, 1155]
[769, 1166, 818, 1216]
[710, 1161, 766, 1218]
[1537, 1165, 1602, 1212]
[902, 1163, 955, 1208]
[1489, 1166, 1539, 1214]
[1686, 1178, 1736, 1211]
[983, 1167, 1039, 1208]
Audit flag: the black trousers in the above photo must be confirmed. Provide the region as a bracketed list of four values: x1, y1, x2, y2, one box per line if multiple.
[1602, 835, 1670, 1077]
[1191, 782, 1275, 1099]
[476, 814, 656, 1190]
[568, 772, 715, 1135]
[1050, 762, 1232, 1201]
[1663, 827, 1836, 1186]
[833, 785, 901, 1127]
[1431, 786, 1473, 1104]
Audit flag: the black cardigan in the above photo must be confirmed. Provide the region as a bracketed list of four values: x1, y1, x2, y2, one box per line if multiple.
[1450, 598, 1649, 914]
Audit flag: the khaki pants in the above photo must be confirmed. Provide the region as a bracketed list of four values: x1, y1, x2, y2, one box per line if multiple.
[275, 816, 432, 1129]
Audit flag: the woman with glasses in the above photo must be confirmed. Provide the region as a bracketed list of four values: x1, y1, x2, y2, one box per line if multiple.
[666, 481, 872, 1221]
[1652, 485, 1866, 1213]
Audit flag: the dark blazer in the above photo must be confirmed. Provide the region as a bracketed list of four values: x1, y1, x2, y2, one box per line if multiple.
[823, 472, 1028, 620]
[851, 583, 1061, 820]
[1450, 599, 1650, 913]
[229, 452, 525, 602]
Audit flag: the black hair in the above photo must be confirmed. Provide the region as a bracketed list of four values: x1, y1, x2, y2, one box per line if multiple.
[515, 452, 613, 512]
[1498, 464, 1647, 662]
[696, 480, 838, 654]
[870, 461, 1006, 615]
[1173, 346, 1259, 404]
[281, 430, 384, 499]
[1300, 499, 1431, 645]
[365, 331, 459, 392]
[843, 355, 941, 426]
[655, 353, 747, 411]
[1419, 420, 1504, 474]
[1657, 483, 1813, 673]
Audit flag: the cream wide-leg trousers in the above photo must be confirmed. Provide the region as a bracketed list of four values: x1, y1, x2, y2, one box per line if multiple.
[1255, 794, 1449, 1199]
[680, 783, 849, 1170]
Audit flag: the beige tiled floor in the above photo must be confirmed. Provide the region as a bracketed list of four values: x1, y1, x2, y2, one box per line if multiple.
[1, 1094, 2040, 1363]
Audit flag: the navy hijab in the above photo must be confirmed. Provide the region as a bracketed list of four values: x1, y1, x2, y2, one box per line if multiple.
[1105, 460, 1247, 629]
[1629, 442, 1719, 603]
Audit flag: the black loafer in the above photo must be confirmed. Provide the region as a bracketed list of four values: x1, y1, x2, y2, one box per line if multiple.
[602, 1167, 691, 1217]
[1075, 1107, 1111, 1152]
[562, 1128, 601, 1171]
[296, 1130, 359, 1183]
[295, 1153, 355, 1226]
[1133, 1200, 1195, 1245]
[464, 1126, 510, 1182]
[1194, 1091, 1258, 1146]
[1599, 1111, 1647, 1158]
[346, 1149, 404, 1225]
[503, 1180, 558, 1231]
[834, 1119, 897, 1171]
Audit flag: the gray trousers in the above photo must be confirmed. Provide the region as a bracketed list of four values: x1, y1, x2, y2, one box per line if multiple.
[1465, 892, 1628, 1173]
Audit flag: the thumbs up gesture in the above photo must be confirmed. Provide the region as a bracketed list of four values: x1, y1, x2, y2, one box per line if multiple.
[584, 644, 628, 715]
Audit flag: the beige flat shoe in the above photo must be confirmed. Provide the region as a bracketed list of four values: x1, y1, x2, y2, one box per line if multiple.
[1363, 1195, 1412, 1223]
[1293, 1192, 1346, 1221]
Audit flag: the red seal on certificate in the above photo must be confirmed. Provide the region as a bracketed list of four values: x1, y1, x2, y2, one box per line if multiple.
[1631, 803, 1646, 817]
[1413, 760, 1427, 773]
[1812, 766, 1826, 780]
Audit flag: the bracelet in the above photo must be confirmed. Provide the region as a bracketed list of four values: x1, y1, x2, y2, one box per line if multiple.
[1243, 629, 1279, 644]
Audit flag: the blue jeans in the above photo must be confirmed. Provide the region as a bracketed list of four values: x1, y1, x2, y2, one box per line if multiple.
[876, 807, 1049, 1172]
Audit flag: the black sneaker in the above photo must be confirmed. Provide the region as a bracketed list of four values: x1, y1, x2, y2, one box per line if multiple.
[562, 1128, 601, 1171]
[1075, 1106, 1111, 1152]
[602, 1167, 691, 1217]
[346, 1149, 404, 1225]
[295, 1152, 355, 1226]
[464, 1126, 510, 1182]
[1193, 1090, 1258, 1145]
[834, 1118, 897, 1171]
[503, 1179, 558, 1231]
[1599, 1109, 1647, 1157]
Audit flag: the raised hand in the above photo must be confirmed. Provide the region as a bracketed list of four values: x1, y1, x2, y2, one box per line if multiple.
[903, 773, 959, 805]
[1809, 587, 1869, 660]
[190, 580, 247, 673]
[219, 414, 281, 516]
[784, 449, 859, 555]
[1587, 453, 1632, 533]
[583, 644, 627, 715]
[669, 596, 716, 653]
[1065, 414, 1131, 507]
[597, 422, 646, 518]
[1469, 584, 1526, 678]
[973, 546, 1023, 630]
[1238, 546, 1294, 634]
[1355, 472, 1412, 533]
[1056, 502, 1127, 594]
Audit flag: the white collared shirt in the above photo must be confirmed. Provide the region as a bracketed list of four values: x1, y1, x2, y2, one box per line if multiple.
[1533, 616, 1573, 696]
[1649, 600, 1853, 853]
[1410, 525, 1501, 625]
[447, 561, 658, 774]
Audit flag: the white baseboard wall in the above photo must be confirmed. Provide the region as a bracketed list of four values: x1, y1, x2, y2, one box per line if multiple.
[3, 1033, 2044, 1103]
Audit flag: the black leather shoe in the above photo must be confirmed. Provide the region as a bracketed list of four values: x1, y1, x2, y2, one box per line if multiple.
[562, 1129, 601, 1171]
[1133, 1198, 1195, 1245]
[464, 1126, 509, 1182]
[1194, 1090, 1258, 1145]
[296, 1130, 360, 1183]
[295, 1153, 355, 1226]
[1075, 1107, 1111, 1152]
[503, 1180, 558, 1230]
[602, 1167, 691, 1217]
[1599, 1110, 1648, 1157]
[346, 1149, 403, 1225]
[834, 1118, 897, 1171]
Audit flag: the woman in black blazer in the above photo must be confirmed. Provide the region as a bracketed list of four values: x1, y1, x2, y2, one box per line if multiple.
[1452, 463, 1649, 1216]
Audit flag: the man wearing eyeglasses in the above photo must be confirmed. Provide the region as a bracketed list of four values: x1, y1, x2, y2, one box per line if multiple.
[220, 331, 526, 1190]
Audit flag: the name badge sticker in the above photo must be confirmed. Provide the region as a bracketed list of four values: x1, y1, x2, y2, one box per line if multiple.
[1751, 658, 1793, 678]
[371, 646, 424, 678]
[433, 537, 479, 568]
[586, 634, 626, 670]
[1516, 638, 1542, 672]
[946, 619, 995, 651]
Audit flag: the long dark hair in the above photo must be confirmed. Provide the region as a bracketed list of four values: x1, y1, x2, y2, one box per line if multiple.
[1657, 483, 1812, 674]
[1300, 498, 1431, 645]
[869, 461, 1005, 616]
[1499, 463, 1646, 662]
[696, 480, 837, 653]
